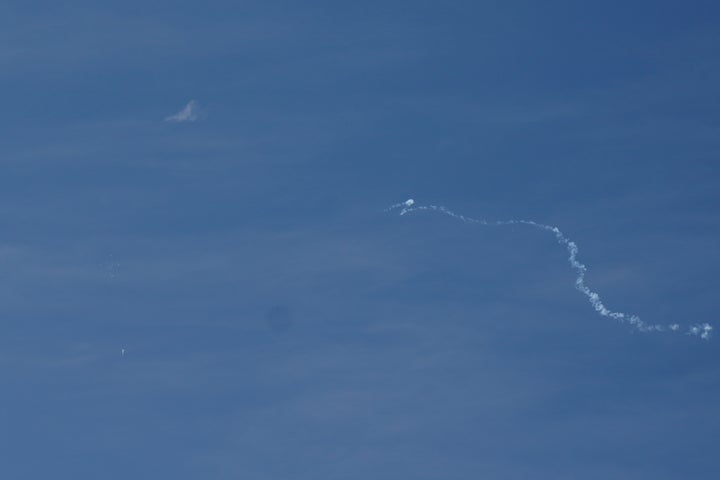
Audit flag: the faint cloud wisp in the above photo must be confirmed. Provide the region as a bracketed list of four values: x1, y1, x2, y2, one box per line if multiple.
[164, 100, 201, 123]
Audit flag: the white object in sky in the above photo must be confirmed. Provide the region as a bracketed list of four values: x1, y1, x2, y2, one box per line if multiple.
[384, 198, 416, 213]
[164, 100, 200, 122]
[389, 200, 713, 340]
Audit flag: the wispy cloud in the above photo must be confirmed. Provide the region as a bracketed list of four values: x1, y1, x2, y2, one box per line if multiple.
[164, 100, 201, 123]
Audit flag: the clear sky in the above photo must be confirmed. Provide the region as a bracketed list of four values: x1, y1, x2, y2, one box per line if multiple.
[2, 1, 719, 478]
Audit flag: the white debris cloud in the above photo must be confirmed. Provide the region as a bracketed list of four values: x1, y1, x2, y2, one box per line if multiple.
[388, 200, 712, 340]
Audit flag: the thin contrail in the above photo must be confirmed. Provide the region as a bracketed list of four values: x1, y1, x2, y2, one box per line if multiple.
[388, 199, 712, 340]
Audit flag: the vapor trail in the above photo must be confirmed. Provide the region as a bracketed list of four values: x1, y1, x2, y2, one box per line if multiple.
[389, 199, 712, 340]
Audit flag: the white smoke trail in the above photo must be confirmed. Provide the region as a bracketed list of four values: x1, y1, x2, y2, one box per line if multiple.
[384, 198, 415, 212]
[389, 200, 712, 340]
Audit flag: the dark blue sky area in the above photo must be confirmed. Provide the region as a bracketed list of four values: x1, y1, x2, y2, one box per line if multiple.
[1, 2, 719, 479]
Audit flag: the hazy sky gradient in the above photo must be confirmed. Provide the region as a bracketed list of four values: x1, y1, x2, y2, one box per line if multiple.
[2, 1, 719, 478]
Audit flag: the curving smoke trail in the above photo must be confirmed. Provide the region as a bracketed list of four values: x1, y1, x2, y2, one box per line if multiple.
[384, 198, 415, 212]
[389, 199, 712, 340]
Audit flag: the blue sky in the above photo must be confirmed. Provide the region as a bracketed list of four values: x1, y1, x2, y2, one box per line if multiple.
[1, 1, 720, 478]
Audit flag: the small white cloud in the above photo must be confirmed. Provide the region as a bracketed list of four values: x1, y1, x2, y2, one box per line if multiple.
[164, 100, 201, 123]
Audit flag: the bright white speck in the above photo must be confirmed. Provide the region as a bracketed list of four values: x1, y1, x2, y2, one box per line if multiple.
[405, 199, 415, 206]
